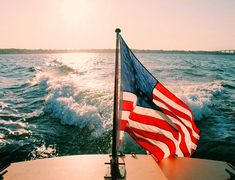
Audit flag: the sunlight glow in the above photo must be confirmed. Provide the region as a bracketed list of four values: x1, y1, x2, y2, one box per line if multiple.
[58, 0, 92, 27]
[0, 0, 235, 49]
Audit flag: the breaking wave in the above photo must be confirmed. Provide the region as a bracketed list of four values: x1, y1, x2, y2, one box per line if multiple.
[166, 80, 223, 120]
[31, 58, 113, 137]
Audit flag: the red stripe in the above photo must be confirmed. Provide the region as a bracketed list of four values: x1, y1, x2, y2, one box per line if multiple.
[178, 132, 191, 156]
[152, 101, 200, 145]
[120, 120, 128, 130]
[154, 85, 200, 135]
[120, 88, 200, 160]
[127, 109, 192, 156]
[121, 107, 192, 156]
[130, 127, 176, 156]
[153, 94, 200, 135]
[155, 82, 190, 111]
[190, 134, 199, 145]
[153, 94, 192, 121]
[126, 127, 166, 161]
[130, 111, 179, 140]
[145, 95, 194, 155]
[155, 83, 198, 130]
[122, 100, 134, 111]
[153, 101, 198, 146]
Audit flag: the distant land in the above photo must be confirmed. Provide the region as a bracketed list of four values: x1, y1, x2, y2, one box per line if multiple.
[0, 48, 234, 55]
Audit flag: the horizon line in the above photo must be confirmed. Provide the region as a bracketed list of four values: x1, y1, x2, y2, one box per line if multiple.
[0, 48, 235, 52]
[0, 48, 235, 56]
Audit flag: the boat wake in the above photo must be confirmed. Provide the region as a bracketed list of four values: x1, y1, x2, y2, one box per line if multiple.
[166, 80, 223, 120]
[30, 56, 114, 137]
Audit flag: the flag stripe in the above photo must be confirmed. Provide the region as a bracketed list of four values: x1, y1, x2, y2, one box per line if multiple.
[152, 96, 200, 140]
[120, 119, 128, 130]
[122, 100, 135, 111]
[122, 92, 137, 102]
[154, 83, 200, 135]
[130, 127, 177, 155]
[125, 127, 169, 160]
[130, 110, 178, 138]
[128, 122, 184, 157]
[128, 118, 177, 145]
[122, 92, 198, 155]
[130, 112, 178, 138]
[122, 110, 176, 138]
[155, 82, 190, 110]
[153, 99, 197, 153]
[132, 131, 171, 159]
[127, 128, 165, 161]
[121, 109, 184, 157]
[153, 88, 193, 120]
[133, 106, 178, 131]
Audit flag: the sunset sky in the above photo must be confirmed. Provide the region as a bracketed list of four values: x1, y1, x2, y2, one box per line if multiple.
[0, 0, 235, 50]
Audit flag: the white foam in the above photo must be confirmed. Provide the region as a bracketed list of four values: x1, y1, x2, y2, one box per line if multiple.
[164, 80, 223, 120]
[29, 70, 57, 87]
[0, 119, 28, 128]
[29, 54, 115, 137]
[0, 133, 5, 139]
[11, 128, 32, 135]
[46, 96, 100, 127]
[0, 102, 8, 109]
[30, 144, 57, 159]
[38, 66, 113, 137]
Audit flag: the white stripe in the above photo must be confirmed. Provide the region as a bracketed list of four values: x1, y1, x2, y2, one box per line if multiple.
[131, 107, 183, 156]
[121, 110, 183, 156]
[153, 99, 196, 153]
[133, 106, 177, 130]
[153, 99, 200, 139]
[122, 92, 137, 102]
[177, 134, 184, 157]
[153, 88, 193, 119]
[132, 131, 170, 159]
[122, 110, 175, 139]
[133, 106, 167, 121]
[119, 130, 124, 141]
[121, 91, 198, 154]
[192, 143, 197, 150]
[137, 100, 192, 152]
[129, 119, 184, 157]
[121, 110, 131, 121]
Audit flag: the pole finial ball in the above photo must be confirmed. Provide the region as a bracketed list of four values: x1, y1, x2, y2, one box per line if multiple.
[115, 28, 121, 33]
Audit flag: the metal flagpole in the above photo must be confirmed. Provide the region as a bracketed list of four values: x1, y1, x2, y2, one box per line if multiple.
[111, 28, 121, 179]
[104, 28, 125, 179]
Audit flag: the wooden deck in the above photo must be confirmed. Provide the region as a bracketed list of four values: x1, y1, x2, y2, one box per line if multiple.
[1, 155, 234, 180]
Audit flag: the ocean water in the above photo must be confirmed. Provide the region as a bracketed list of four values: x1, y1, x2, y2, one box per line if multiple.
[0, 53, 234, 165]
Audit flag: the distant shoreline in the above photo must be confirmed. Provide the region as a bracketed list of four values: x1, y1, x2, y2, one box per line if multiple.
[0, 48, 234, 55]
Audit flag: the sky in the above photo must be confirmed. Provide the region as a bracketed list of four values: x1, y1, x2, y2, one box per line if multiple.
[0, 0, 235, 50]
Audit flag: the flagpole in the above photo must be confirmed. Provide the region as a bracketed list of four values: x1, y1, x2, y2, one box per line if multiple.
[111, 28, 121, 179]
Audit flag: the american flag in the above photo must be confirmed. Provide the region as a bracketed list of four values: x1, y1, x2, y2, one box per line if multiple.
[119, 36, 200, 161]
